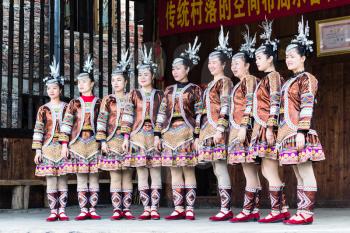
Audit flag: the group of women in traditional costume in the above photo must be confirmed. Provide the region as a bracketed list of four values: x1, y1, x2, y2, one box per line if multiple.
[32, 16, 325, 225]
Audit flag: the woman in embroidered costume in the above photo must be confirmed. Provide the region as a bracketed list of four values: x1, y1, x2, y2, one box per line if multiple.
[121, 46, 163, 220]
[96, 50, 135, 220]
[32, 58, 69, 221]
[59, 55, 102, 220]
[232, 20, 290, 223]
[154, 37, 203, 220]
[198, 26, 233, 221]
[278, 17, 325, 225]
[226, 26, 261, 223]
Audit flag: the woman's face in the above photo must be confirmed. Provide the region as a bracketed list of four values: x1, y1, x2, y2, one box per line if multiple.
[111, 74, 126, 93]
[285, 48, 305, 71]
[78, 76, 94, 94]
[231, 57, 248, 78]
[138, 68, 153, 88]
[46, 83, 61, 100]
[172, 63, 189, 82]
[208, 56, 224, 76]
[255, 52, 272, 72]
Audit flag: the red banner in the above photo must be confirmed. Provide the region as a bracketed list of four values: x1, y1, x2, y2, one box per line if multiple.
[158, 0, 350, 37]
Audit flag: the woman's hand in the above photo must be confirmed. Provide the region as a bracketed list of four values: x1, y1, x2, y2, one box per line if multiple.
[122, 138, 130, 153]
[154, 136, 162, 152]
[266, 127, 275, 147]
[34, 150, 42, 165]
[237, 127, 247, 143]
[101, 141, 110, 154]
[193, 138, 200, 153]
[61, 144, 70, 159]
[296, 132, 306, 151]
[214, 131, 223, 145]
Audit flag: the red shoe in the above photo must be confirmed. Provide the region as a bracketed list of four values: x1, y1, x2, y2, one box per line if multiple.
[165, 210, 186, 220]
[151, 210, 160, 220]
[110, 210, 123, 220]
[230, 212, 260, 223]
[185, 210, 195, 220]
[284, 214, 313, 225]
[58, 212, 69, 221]
[283, 211, 291, 219]
[75, 211, 91, 221]
[123, 210, 136, 220]
[209, 211, 233, 221]
[138, 210, 151, 220]
[258, 212, 286, 223]
[46, 212, 59, 222]
[89, 210, 101, 220]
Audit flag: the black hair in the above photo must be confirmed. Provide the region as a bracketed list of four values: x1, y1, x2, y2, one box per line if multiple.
[259, 44, 278, 66]
[235, 52, 255, 65]
[288, 43, 310, 58]
[209, 52, 229, 66]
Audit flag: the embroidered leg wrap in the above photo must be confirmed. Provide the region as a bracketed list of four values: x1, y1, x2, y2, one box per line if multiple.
[58, 190, 68, 214]
[185, 185, 196, 211]
[302, 186, 317, 215]
[122, 189, 133, 211]
[218, 186, 232, 212]
[151, 188, 161, 211]
[77, 189, 89, 213]
[111, 188, 123, 211]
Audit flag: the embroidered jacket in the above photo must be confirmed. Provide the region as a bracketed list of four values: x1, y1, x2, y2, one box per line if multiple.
[32, 102, 67, 150]
[229, 75, 257, 129]
[278, 72, 318, 138]
[253, 71, 283, 128]
[59, 97, 101, 145]
[202, 76, 233, 132]
[154, 83, 202, 136]
[96, 94, 128, 141]
[121, 89, 163, 135]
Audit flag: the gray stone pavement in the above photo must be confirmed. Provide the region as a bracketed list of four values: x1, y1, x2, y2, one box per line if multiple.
[0, 206, 349, 233]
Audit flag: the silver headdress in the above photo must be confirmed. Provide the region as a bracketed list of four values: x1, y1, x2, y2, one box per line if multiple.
[256, 18, 279, 55]
[233, 25, 256, 60]
[173, 36, 201, 68]
[286, 16, 314, 53]
[137, 45, 158, 74]
[113, 49, 132, 75]
[209, 25, 233, 59]
[77, 54, 94, 80]
[43, 56, 64, 86]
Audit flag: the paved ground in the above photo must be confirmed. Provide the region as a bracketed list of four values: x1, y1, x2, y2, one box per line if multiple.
[0, 206, 349, 233]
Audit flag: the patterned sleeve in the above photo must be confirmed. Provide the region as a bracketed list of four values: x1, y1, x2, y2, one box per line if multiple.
[32, 106, 45, 150]
[240, 76, 256, 127]
[154, 87, 170, 135]
[59, 100, 76, 143]
[96, 96, 110, 141]
[267, 72, 282, 128]
[194, 85, 203, 137]
[121, 90, 136, 135]
[297, 74, 318, 131]
[217, 78, 233, 132]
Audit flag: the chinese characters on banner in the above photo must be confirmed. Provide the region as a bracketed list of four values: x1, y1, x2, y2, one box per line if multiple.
[159, 0, 349, 36]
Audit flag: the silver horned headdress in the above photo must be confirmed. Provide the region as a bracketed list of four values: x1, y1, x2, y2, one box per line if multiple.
[43, 56, 64, 86]
[286, 16, 314, 54]
[173, 36, 201, 68]
[209, 25, 233, 59]
[113, 49, 132, 75]
[233, 25, 256, 60]
[77, 54, 94, 80]
[256, 17, 279, 55]
[137, 45, 158, 74]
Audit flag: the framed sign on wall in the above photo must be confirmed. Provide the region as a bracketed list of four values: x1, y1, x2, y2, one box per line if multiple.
[316, 16, 350, 57]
